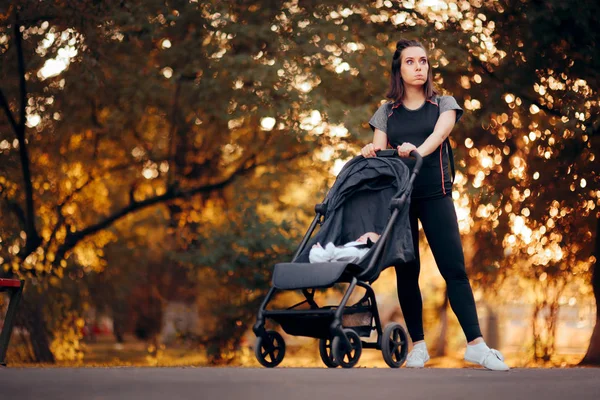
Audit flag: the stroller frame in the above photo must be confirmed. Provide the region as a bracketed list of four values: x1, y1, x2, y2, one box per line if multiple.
[253, 150, 423, 368]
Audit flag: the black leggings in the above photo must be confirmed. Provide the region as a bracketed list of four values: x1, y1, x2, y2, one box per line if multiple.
[395, 194, 482, 343]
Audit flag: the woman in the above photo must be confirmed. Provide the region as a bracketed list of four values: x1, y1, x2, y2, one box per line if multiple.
[362, 39, 509, 371]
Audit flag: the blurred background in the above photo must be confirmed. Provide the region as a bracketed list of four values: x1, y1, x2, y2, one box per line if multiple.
[0, 0, 598, 367]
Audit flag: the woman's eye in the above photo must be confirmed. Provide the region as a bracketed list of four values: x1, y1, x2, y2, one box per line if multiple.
[420, 59, 427, 64]
[406, 60, 412, 64]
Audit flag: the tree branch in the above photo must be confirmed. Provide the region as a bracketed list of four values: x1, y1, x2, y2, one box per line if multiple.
[42, 212, 65, 268]
[0, 88, 19, 133]
[129, 184, 137, 204]
[55, 176, 96, 215]
[53, 149, 312, 263]
[16, 16, 26, 132]
[470, 56, 564, 119]
[45, 158, 180, 257]
[3, 198, 27, 231]
[13, 13, 42, 255]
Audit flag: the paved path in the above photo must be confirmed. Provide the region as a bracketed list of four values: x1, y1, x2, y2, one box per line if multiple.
[1, 367, 599, 400]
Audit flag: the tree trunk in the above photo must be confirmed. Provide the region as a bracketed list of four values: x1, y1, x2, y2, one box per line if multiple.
[433, 289, 448, 357]
[532, 302, 542, 361]
[581, 315, 600, 366]
[540, 300, 560, 362]
[485, 306, 500, 350]
[580, 216, 600, 366]
[113, 321, 125, 344]
[16, 293, 55, 363]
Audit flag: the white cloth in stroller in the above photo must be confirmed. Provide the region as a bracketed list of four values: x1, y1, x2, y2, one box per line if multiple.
[309, 241, 370, 264]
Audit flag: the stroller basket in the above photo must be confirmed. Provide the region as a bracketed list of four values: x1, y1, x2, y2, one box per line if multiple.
[272, 300, 373, 339]
[342, 300, 372, 329]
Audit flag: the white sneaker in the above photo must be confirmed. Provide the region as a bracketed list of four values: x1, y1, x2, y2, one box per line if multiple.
[405, 343, 430, 368]
[464, 343, 510, 371]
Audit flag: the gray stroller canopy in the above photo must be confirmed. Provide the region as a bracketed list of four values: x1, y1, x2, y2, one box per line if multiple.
[296, 156, 415, 277]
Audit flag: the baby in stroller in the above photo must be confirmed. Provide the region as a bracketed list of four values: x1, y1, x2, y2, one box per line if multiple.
[309, 232, 381, 264]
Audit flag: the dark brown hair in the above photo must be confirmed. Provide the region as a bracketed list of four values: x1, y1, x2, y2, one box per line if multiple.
[386, 39, 438, 103]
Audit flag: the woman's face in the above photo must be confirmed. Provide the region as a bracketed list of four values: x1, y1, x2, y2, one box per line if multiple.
[400, 46, 429, 87]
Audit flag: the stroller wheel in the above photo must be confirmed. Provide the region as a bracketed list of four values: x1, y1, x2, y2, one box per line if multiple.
[381, 322, 409, 368]
[255, 330, 286, 368]
[318, 338, 339, 368]
[332, 329, 362, 368]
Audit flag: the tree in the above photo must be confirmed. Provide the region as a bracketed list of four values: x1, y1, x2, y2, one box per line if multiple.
[461, 0, 600, 363]
[0, 0, 321, 361]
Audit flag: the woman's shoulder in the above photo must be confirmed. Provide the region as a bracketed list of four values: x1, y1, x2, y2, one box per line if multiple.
[431, 94, 464, 121]
[371, 100, 394, 117]
[430, 94, 458, 105]
[375, 100, 394, 111]
[369, 100, 395, 132]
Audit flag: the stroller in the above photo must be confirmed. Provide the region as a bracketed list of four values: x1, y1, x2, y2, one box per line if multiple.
[253, 150, 423, 368]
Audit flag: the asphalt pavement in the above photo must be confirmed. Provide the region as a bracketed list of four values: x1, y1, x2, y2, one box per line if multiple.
[1, 367, 599, 400]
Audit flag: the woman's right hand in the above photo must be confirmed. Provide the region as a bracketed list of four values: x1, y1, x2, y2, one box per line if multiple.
[361, 143, 380, 158]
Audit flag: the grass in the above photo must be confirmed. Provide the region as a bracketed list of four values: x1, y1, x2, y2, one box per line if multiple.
[5, 334, 588, 368]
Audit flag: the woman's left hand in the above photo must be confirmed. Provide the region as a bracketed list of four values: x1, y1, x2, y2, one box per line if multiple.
[397, 143, 418, 158]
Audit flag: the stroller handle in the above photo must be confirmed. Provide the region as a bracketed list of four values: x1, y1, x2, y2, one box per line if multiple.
[375, 149, 423, 174]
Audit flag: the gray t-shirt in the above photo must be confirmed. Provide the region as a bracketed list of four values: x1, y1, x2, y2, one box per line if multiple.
[368, 95, 463, 199]
[369, 95, 463, 134]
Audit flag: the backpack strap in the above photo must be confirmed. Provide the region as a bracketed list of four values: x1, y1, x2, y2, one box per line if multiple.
[445, 139, 456, 183]
[434, 97, 456, 184]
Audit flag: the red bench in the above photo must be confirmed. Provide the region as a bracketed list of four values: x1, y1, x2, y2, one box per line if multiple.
[0, 278, 24, 366]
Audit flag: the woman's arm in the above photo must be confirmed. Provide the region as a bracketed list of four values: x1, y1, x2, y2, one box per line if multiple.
[373, 129, 388, 149]
[416, 110, 457, 157]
